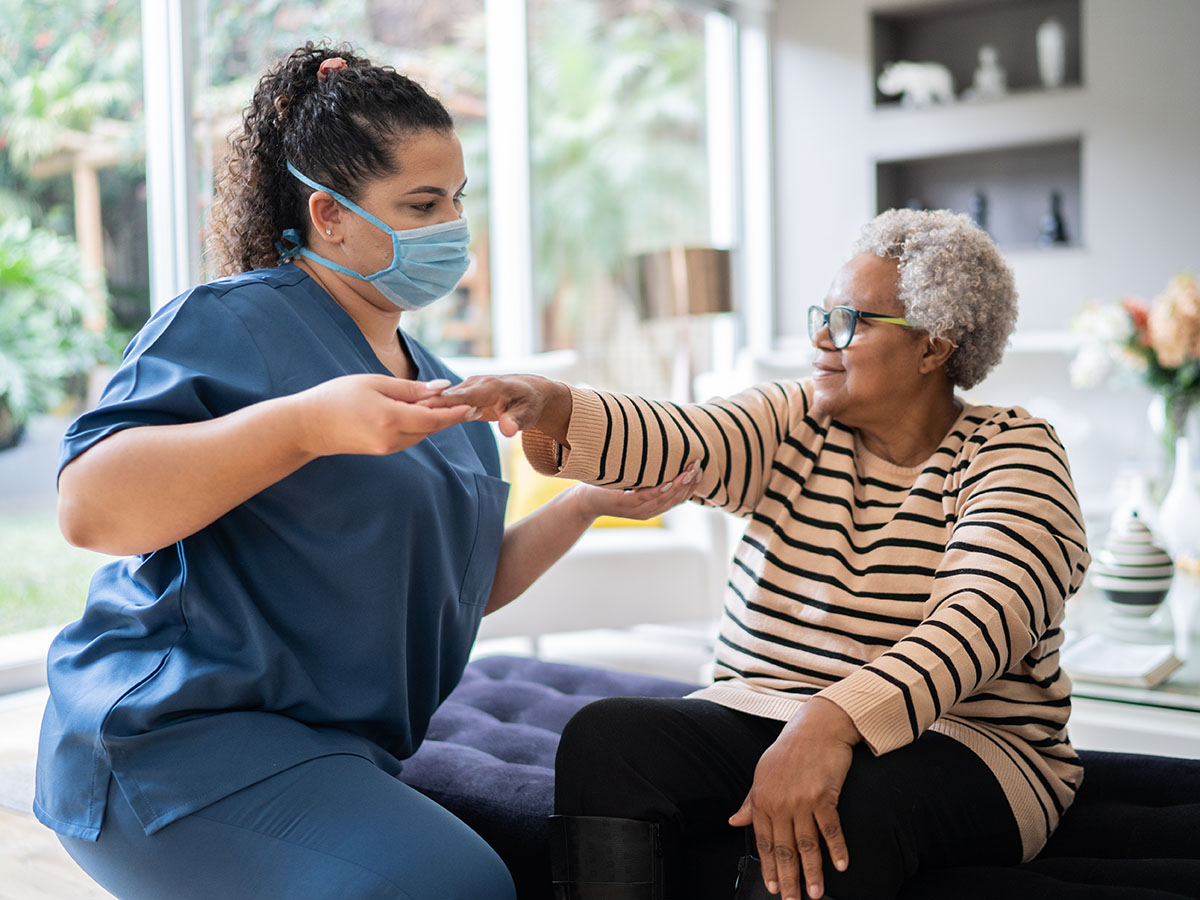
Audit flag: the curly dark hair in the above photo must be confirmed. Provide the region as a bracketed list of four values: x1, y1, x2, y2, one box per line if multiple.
[206, 41, 454, 276]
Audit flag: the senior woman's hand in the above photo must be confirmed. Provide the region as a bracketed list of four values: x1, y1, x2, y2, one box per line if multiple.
[428, 374, 574, 441]
[729, 697, 861, 900]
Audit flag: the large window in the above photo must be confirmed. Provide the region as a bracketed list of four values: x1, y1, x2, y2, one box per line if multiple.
[0, 0, 768, 636]
[527, 0, 718, 393]
[149, 0, 764, 381]
[0, 0, 147, 633]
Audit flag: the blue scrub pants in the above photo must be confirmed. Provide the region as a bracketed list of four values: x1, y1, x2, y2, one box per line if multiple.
[58, 753, 516, 900]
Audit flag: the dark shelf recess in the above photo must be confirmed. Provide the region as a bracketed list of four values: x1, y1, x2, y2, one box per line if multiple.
[875, 139, 1082, 248]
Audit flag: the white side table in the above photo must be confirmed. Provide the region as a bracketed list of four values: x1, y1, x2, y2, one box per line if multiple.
[1064, 572, 1200, 757]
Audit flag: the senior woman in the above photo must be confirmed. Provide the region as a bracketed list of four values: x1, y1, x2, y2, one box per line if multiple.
[433, 209, 1090, 900]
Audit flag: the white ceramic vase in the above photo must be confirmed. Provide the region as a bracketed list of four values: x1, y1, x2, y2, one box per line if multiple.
[1157, 436, 1200, 563]
[1036, 17, 1066, 89]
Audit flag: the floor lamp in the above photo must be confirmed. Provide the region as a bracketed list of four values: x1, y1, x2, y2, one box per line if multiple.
[633, 247, 733, 403]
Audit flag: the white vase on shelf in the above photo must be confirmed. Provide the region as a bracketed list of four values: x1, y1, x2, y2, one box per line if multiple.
[1036, 17, 1067, 89]
[1157, 436, 1200, 564]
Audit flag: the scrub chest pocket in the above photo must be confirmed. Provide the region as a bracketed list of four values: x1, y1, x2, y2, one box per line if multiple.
[459, 473, 509, 606]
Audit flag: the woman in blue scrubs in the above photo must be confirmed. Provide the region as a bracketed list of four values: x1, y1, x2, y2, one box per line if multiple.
[34, 43, 697, 900]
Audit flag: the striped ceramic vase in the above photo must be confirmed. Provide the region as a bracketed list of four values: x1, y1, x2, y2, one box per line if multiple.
[1091, 511, 1175, 616]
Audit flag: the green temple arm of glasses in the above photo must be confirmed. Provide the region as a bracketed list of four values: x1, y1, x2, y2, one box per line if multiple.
[856, 312, 911, 326]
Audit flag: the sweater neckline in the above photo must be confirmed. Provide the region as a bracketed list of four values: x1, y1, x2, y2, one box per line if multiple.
[851, 398, 970, 479]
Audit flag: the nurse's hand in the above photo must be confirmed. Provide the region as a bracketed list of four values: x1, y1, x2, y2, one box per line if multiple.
[295, 374, 478, 457]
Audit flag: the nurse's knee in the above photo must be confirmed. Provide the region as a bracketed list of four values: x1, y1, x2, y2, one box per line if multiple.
[404, 842, 515, 900]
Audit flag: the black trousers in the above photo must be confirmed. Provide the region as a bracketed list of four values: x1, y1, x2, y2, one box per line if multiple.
[554, 697, 1022, 900]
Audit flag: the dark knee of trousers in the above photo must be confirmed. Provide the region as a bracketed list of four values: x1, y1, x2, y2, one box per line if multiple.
[555, 697, 676, 817]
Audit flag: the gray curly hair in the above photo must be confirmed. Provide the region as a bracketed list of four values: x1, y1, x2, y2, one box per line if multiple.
[852, 208, 1017, 389]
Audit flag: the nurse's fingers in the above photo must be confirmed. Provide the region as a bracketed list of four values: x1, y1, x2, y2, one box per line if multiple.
[370, 375, 455, 403]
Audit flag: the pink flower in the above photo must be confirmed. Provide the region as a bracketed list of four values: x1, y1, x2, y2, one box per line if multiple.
[1148, 273, 1200, 369]
[1121, 297, 1151, 345]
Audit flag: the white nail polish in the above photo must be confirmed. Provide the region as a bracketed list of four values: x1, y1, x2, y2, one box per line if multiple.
[425, 378, 451, 390]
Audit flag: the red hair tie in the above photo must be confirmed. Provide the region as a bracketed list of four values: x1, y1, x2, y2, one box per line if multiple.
[318, 57, 347, 81]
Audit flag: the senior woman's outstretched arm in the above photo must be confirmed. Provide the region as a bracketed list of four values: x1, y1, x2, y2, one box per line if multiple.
[436, 375, 807, 518]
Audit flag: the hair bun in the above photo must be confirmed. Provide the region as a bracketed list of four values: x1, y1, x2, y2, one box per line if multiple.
[318, 57, 348, 81]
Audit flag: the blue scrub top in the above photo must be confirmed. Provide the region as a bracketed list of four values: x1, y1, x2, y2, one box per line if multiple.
[34, 265, 508, 841]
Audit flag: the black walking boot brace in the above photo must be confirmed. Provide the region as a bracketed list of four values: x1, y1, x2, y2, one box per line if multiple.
[549, 815, 665, 899]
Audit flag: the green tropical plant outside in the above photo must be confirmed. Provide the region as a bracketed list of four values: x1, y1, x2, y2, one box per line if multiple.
[0, 218, 107, 436]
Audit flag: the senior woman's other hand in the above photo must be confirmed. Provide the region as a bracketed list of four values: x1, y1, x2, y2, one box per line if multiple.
[427, 374, 573, 440]
[729, 697, 861, 900]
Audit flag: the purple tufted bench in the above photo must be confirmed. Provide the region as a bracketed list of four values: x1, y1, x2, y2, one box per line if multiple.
[397, 655, 1200, 899]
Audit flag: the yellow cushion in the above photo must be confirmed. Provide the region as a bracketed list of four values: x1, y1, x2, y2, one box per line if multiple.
[504, 440, 664, 528]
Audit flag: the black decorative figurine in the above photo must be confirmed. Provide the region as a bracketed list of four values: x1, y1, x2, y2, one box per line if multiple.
[968, 188, 989, 232]
[1038, 190, 1069, 246]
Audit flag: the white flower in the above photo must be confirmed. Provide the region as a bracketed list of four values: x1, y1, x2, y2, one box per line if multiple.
[1069, 343, 1113, 389]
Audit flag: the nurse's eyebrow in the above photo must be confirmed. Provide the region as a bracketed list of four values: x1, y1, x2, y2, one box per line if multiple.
[405, 178, 469, 196]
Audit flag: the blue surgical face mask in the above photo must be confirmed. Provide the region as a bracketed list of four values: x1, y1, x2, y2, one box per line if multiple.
[277, 161, 470, 311]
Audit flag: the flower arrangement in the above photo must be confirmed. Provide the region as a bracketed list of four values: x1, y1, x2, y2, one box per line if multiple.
[1071, 273, 1200, 455]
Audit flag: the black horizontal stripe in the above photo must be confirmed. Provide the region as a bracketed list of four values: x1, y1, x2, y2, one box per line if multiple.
[731, 555, 923, 627]
[925, 616, 983, 685]
[1000, 668, 1063, 689]
[761, 487, 947, 554]
[708, 398, 758, 510]
[712, 663, 820, 694]
[596, 390, 614, 483]
[906, 635, 962, 701]
[749, 511, 940, 579]
[885, 650, 943, 720]
[652, 399, 693, 476]
[741, 535, 930, 605]
[862, 663, 919, 740]
[727, 579, 896, 647]
[716, 632, 837, 684]
[726, 606, 867, 667]
[630, 396, 651, 486]
[959, 691, 1070, 708]
[643, 399, 671, 485]
[936, 560, 1038, 629]
[965, 485, 1084, 536]
[946, 599, 1003, 680]
[751, 385, 784, 445]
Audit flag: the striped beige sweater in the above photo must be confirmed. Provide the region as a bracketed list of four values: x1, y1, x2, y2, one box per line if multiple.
[523, 379, 1090, 860]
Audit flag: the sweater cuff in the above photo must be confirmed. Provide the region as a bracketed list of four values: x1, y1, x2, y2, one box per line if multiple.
[520, 387, 611, 480]
[521, 429, 561, 476]
[816, 669, 914, 756]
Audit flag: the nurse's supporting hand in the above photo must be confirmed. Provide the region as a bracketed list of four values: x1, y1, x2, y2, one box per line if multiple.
[569, 460, 701, 524]
[294, 374, 479, 457]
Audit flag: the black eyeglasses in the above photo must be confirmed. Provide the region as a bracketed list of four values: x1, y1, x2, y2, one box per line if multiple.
[807, 304, 911, 349]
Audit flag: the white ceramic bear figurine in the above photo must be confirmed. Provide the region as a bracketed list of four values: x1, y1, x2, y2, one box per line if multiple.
[877, 61, 955, 107]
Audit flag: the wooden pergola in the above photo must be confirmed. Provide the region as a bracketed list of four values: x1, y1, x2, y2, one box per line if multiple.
[28, 120, 138, 335]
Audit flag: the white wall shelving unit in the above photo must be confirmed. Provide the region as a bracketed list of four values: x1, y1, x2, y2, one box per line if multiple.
[771, 0, 1200, 511]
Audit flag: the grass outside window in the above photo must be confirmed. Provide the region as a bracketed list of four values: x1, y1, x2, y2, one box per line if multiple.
[0, 510, 106, 635]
